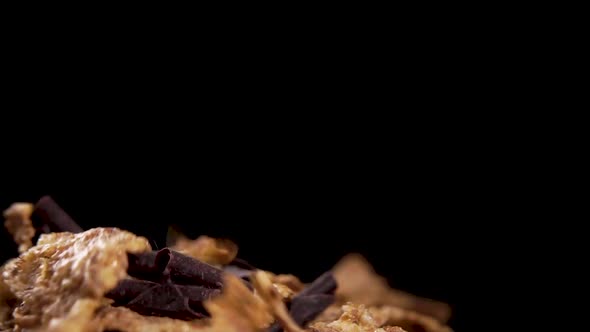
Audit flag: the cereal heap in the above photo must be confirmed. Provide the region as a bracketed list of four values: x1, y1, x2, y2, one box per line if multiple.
[0, 196, 453, 332]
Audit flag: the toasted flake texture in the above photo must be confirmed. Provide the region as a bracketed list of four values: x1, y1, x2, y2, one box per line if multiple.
[43, 299, 102, 332]
[3, 203, 35, 253]
[2, 228, 151, 330]
[308, 304, 407, 332]
[333, 254, 451, 323]
[171, 235, 238, 266]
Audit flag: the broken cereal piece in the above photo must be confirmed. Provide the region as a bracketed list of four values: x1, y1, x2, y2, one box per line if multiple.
[2, 228, 151, 330]
[333, 254, 451, 323]
[3, 203, 35, 253]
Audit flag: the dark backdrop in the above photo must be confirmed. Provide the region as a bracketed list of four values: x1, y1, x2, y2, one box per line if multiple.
[1, 159, 476, 331]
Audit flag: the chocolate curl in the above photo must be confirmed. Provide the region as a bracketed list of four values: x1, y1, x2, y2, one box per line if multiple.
[181, 284, 222, 308]
[106, 279, 221, 315]
[126, 283, 205, 320]
[127, 249, 225, 288]
[106, 279, 158, 304]
[32, 196, 83, 233]
[126, 251, 164, 282]
[157, 249, 224, 288]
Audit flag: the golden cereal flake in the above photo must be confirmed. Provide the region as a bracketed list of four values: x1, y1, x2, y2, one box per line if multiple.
[333, 254, 451, 323]
[2, 228, 151, 330]
[272, 274, 304, 292]
[202, 274, 274, 332]
[3, 203, 35, 253]
[43, 299, 102, 332]
[271, 273, 304, 298]
[254, 272, 304, 301]
[308, 304, 407, 332]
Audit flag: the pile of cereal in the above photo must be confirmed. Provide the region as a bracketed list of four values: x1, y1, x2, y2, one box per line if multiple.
[1, 196, 452, 332]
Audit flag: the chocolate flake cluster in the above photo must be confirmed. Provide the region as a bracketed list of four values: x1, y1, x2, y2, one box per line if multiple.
[1, 196, 453, 332]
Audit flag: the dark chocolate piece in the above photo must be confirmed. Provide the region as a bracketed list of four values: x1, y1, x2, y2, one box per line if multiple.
[127, 249, 225, 287]
[289, 294, 335, 326]
[127, 251, 165, 282]
[106, 279, 220, 316]
[157, 249, 224, 288]
[126, 283, 205, 320]
[32, 196, 83, 233]
[267, 294, 335, 332]
[267, 271, 337, 332]
[295, 271, 337, 298]
[181, 284, 222, 307]
[106, 279, 158, 304]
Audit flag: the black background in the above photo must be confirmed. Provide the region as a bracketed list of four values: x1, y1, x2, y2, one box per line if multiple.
[1, 153, 478, 331]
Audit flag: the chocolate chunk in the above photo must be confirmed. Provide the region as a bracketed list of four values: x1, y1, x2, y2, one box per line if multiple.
[289, 294, 335, 326]
[157, 249, 224, 288]
[295, 271, 337, 298]
[32, 196, 83, 233]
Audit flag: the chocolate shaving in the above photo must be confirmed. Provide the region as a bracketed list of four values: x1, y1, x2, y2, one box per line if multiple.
[106, 279, 159, 304]
[32, 196, 83, 234]
[127, 249, 224, 288]
[157, 249, 224, 288]
[108, 279, 220, 305]
[125, 283, 205, 320]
